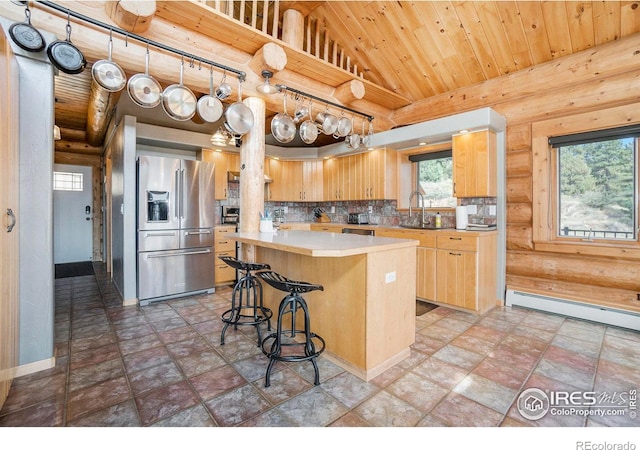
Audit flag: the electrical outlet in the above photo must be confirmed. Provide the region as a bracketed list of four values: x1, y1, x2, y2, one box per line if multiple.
[466, 204, 477, 214]
[331, 206, 335, 213]
[283, 206, 288, 213]
[368, 205, 373, 213]
[385, 271, 396, 283]
[489, 205, 497, 216]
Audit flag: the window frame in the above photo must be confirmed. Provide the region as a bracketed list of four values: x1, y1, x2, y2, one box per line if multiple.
[531, 103, 640, 259]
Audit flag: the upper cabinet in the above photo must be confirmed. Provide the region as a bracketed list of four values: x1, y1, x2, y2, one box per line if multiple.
[266, 159, 323, 202]
[452, 130, 497, 197]
[199, 150, 240, 200]
[323, 149, 397, 201]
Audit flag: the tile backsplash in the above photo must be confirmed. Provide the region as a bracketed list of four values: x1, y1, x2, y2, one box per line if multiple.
[218, 181, 497, 227]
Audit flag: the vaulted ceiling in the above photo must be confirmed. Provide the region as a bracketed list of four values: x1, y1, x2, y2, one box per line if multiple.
[2, 1, 639, 156]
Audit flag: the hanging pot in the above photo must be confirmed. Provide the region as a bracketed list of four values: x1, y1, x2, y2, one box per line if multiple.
[47, 18, 86, 75]
[315, 108, 338, 136]
[271, 93, 296, 144]
[336, 115, 352, 137]
[162, 58, 197, 121]
[346, 117, 359, 149]
[196, 68, 223, 123]
[92, 32, 126, 92]
[361, 120, 374, 147]
[127, 47, 162, 108]
[224, 80, 254, 136]
[299, 103, 318, 145]
[215, 73, 232, 100]
[9, 4, 45, 53]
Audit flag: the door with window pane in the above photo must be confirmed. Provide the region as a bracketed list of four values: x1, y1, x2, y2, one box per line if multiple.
[53, 164, 93, 263]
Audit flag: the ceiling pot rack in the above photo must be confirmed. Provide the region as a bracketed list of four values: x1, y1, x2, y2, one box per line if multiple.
[35, 1, 246, 82]
[275, 84, 374, 123]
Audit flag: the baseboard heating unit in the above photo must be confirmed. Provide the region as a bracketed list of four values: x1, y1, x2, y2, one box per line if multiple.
[505, 289, 640, 332]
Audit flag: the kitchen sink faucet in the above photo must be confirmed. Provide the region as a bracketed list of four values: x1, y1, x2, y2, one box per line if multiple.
[408, 190, 427, 225]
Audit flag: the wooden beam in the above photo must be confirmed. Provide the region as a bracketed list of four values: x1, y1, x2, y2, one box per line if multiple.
[333, 79, 365, 105]
[55, 140, 102, 156]
[104, 0, 156, 33]
[248, 42, 287, 75]
[86, 80, 122, 148]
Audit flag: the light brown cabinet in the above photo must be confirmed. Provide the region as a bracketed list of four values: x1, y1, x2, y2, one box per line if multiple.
[452, 129, 497, 197]
[214, 226, 237, 285]
[435, 233, 497, 313]
[323, 149, 397, 201]
[199, 150, 240, 200]
[266, 159, 323, 202]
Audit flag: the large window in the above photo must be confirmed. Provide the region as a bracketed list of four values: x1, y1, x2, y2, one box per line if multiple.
[410, 150, 456, 208]
[551, 126, 639, 242]
[556, 137, 637, 241]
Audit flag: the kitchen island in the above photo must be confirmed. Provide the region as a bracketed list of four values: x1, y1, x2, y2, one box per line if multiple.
[226, 230, 419, 381]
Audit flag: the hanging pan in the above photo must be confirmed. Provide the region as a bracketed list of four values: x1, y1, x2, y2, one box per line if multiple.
[224, 80, 254, 136]
[299, 102, 318, 145]
[127, 46, 162, 108]
[196, 67, 223, 123]
[47, 15, 86, 75]
[9, 3, 45, 53]
[92, 31, 126, 92]
[270, 92, 295, 144]
[162, 57, 197, 121]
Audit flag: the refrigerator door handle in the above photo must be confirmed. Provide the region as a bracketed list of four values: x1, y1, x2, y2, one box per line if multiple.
[185, 230, 212, 235]
[180, 168, 185, 219]
[146, 248, 212, 259]
[174, 169, 180, 219]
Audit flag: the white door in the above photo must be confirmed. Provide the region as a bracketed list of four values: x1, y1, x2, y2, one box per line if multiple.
[53, 164, 93, 263]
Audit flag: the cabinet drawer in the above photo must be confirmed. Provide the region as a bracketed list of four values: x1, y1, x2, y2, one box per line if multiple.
[215, 263, 236, 283]
[215, 226, 236, 238]
[436, 234, 478, 251]
[377, 229, 435, 247]
[215, 239, 236, 252]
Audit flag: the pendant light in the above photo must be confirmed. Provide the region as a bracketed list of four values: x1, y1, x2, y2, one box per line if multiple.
[256, 70, 278, 95]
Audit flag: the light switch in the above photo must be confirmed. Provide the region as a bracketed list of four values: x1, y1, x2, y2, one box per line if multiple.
[385, 272, 396, 283]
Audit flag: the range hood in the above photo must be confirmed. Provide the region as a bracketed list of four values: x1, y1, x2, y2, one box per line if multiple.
[227, 171, 273, 184]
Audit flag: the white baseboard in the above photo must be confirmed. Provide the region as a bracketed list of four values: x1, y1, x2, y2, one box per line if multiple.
[506, 289, 640, 331]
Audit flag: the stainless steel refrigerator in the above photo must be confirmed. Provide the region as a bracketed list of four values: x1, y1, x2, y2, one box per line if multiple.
[137, 155, 215, 305]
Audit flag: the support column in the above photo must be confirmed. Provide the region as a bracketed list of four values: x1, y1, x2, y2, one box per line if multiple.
[238, 96, 266, 262]
[282, 9, 304, 50]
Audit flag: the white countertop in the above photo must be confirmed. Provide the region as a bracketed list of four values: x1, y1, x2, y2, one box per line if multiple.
[226, 230, 419, 257]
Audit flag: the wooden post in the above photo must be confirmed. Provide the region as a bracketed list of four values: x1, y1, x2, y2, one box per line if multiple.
[86, 80, 122, 148]
[282, 9, 304, 49]
[238, 96, 265, 262]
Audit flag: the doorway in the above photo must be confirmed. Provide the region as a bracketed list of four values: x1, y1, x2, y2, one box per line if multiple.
[53, 164, 93, 264]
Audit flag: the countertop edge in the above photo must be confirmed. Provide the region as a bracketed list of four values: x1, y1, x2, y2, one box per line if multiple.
[226, 231, 419, 257]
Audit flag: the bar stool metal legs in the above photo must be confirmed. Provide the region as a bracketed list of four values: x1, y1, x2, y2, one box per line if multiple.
[257, 270, 326, 387]
[219, 256, 273, 347]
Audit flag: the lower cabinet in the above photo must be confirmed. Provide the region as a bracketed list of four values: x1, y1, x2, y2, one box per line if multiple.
[416, 247, 436, 301]
[214, 225, 237, 285]
[434, 233, 497, 314]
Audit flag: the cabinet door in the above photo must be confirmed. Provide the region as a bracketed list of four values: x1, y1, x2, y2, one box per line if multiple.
[265, 158, 283, 201]
[303, 160, 323, 201]
[435, 249, 477, 310]
[323, 158, 338, 201]
[452, 130, 497, 197]
[416, 247, 436, 301]
[284, 161, 304, 201]
[200, 150, 239, 200]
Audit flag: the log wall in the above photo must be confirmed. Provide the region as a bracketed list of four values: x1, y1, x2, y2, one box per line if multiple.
[393, 32, 640, 313]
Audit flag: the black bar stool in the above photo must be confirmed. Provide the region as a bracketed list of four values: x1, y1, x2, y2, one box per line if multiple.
[219, 256, 273, 347]
[256, 270, 326, 387]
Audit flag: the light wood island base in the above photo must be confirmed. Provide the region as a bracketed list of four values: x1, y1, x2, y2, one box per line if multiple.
[227, 231, 418, 381]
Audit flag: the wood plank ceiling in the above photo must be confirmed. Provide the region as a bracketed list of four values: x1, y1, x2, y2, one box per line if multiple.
[5, 1, 639, 155]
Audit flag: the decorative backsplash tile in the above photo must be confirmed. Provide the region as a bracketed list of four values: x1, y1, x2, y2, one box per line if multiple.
[218, 180, 496, 227]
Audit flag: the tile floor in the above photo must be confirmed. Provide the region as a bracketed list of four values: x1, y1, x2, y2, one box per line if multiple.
[1, 262, 639, 428]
